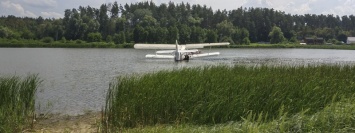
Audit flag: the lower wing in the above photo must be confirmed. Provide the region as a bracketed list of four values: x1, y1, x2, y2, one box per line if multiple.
[190, 52, 220, 58]
[146, 54, 174, 59]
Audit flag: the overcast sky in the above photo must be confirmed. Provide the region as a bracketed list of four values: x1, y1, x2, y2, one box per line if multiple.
[1, 0, 355, 19]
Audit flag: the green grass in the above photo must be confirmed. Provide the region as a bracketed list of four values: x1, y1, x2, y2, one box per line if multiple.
[102, 65, 355, 132]
[230, 43, 355, 50]
[0, 38, 134, 48]
[121, 98, 355, 132]
[0, 75, 41, 133]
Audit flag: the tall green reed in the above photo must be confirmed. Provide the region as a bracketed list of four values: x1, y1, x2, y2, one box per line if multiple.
[103, 65, 355, 130]
[0, 74, 41, 132]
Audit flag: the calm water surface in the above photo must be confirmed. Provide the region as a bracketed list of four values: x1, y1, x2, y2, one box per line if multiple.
[1, 48, 355, 115]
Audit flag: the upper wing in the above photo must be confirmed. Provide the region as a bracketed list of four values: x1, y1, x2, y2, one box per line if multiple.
[185, 42, 230, 49]
[134, 44, 176, 49]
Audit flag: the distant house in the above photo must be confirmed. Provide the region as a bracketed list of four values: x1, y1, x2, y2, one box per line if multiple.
[304, 37, 324, 45]
[347, 37, 355, 44]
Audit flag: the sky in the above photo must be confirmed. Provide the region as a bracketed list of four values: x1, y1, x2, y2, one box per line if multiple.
[1, 0, 355, 19]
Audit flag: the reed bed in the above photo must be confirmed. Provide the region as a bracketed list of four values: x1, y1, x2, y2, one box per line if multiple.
[121, 98, 355, 132]
[0, 75, 41, 132]
[230, 43, 355, 50]
[103, 65, 355, 131]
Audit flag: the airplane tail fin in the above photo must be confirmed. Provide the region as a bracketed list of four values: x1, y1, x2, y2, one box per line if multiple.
[175, 40, 178, 52]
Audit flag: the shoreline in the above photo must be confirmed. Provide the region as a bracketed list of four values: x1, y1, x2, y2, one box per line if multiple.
[24, 112, 101, 133]
[1, 41, 355, 50]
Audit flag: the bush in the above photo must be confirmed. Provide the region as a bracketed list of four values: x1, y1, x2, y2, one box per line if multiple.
[113, 32, 126, 44]
[242, 37, 250, 45]
[87, 32, 102, 42]
[76, 39, 84, 44]
[21, 30, 35, 40]
[42, 37, 54, 43]
[106, 35, 113, 43]
[60, 37, 66, 43]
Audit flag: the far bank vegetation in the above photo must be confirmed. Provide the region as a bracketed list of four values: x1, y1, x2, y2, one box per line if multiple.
[1, 1, 355, 47]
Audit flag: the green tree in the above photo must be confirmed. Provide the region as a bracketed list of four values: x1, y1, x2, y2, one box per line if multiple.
[106, 35, 113, 42]
[178, 24, 191, 44]
[190, 26, 205, 43]
[216, 20, 235, 41]
[21, 29, 35, 39]
[232, 28, 249, 45]
[269, 26, 285, 44]
[113, 32, 126, 44]
[133, 9, 153, 25]
[156, 27, 168, 43]
[242, 37, 250, 45]
[167, 26, 179, 44]
[87, 32, 102, 42]
[205, 30, 217, 43]
[0, 26, 11, 38]
[111, 1, 120, 18]
[133, 25, 147, 43]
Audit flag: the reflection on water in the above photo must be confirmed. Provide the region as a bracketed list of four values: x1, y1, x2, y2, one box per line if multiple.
[1, 48, 355, 115]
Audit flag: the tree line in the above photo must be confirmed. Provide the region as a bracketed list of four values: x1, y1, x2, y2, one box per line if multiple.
[1, 1, 355, 45]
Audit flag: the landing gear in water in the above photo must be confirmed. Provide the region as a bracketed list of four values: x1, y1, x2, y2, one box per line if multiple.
[183, 54, 189, 60]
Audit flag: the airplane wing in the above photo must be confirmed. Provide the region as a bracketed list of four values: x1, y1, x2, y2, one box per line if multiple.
[134, 44, 176, 49]
[156, 50, 175, 54]
[179, 49, 199, 53]
[185, 42, 230, 49]
[146, 54, 174, 59]
[191, 52, 220, 58]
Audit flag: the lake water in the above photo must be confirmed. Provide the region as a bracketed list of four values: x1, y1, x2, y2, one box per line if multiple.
[1, 48, 355, 115]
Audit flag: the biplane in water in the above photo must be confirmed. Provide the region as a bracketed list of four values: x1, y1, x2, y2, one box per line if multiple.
[134, 40, 230, 61]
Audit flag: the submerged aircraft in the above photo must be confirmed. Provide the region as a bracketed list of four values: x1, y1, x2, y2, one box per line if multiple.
[134, 40, 230, 61]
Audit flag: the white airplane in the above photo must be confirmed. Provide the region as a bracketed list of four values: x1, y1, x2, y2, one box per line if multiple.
[134, 40, 230, 61]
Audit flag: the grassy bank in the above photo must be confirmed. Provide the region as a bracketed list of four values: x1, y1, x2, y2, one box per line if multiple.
[123, 98, 355, 132]
[0, 38, 134, 48]
[230, 43, 355, 50]
[2, 38, 355, 50]
[0, 75, 41, 132]
[103, 65, 355, 132]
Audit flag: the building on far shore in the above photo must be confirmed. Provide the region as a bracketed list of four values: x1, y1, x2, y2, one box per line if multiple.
[304, 37, 324, 45]
[347, 37, 355, 44]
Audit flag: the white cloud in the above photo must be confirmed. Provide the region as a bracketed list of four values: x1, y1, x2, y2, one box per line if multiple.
[293, 3, 312, 14]
[1, 1, 37, 17]
[41, 12, 62, 18]
[322, 0, 355, 16]
[24, 0, 57, 8]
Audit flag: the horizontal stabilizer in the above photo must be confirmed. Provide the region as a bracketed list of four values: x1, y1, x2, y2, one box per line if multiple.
[134, 44, 176, 49]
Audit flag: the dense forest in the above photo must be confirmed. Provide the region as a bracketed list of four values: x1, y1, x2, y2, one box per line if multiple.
[1, 1, 355, 45]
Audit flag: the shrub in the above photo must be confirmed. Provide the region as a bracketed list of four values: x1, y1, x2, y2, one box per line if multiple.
[60, 37, 66, 43]
[87, 32, 102, 42]
[42, 37, 54, 43]
[76, 39, 84, 44]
